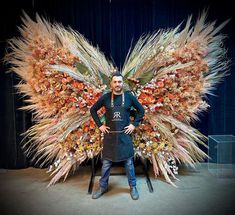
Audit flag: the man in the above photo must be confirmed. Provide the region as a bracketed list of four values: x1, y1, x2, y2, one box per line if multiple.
[90, 72, 145, 200]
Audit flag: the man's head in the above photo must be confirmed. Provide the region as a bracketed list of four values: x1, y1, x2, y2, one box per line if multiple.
[110, 72, 124, 94]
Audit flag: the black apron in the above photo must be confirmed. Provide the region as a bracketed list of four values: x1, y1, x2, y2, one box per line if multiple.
[102, 92, 134, 162]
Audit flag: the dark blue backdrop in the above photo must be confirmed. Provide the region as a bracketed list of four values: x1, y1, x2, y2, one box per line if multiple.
[0, 0, 234, 168]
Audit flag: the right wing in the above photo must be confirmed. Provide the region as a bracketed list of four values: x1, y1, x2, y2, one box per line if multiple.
[122, 11, 230, 186]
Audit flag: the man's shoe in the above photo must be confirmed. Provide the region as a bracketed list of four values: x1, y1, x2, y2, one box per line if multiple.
[130, 187, 139, 200]
[92, 187, 108, 199]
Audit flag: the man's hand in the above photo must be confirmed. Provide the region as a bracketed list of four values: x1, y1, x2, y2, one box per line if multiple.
[124, 124, 135, 134]
[99, 125, 110, 134]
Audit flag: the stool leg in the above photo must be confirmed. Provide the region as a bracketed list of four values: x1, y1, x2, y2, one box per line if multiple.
[88, 158, 96, 194]
[140, 157, 154, 193]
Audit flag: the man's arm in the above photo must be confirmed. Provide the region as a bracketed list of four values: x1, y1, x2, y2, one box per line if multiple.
[130, 94, 145, 127]
[124, 92, 145, 134]
[90, 94, 105, 128]
[90, 94, 110, 133]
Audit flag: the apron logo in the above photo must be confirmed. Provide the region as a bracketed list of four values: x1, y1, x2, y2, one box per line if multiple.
[113, 111, 121, 118]
[112, 111, 123, 121]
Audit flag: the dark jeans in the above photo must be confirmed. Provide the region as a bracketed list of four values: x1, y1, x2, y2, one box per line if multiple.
[99, 157, 136, 189]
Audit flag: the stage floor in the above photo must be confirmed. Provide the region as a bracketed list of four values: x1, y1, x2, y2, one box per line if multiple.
[0, 163, 235, 215]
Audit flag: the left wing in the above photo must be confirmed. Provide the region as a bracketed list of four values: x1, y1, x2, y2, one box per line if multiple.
[5, 12, 114, 186]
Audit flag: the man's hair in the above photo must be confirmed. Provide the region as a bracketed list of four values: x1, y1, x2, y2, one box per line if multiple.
[111, 72, 123, 80]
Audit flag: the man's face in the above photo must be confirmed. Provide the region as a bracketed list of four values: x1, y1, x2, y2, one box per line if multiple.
[110, 76, 123, 94]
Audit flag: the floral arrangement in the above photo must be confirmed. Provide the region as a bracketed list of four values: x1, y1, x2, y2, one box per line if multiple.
[5, 12, 230, 187]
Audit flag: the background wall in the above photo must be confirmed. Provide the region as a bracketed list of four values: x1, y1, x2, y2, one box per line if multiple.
[0, 0, 234, 168]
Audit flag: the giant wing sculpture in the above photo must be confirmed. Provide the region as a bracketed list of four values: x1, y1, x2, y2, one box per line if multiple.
[5, 11, 230, 187]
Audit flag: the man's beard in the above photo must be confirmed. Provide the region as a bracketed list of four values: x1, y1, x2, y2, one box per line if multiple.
[113, 86, 123, 93]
